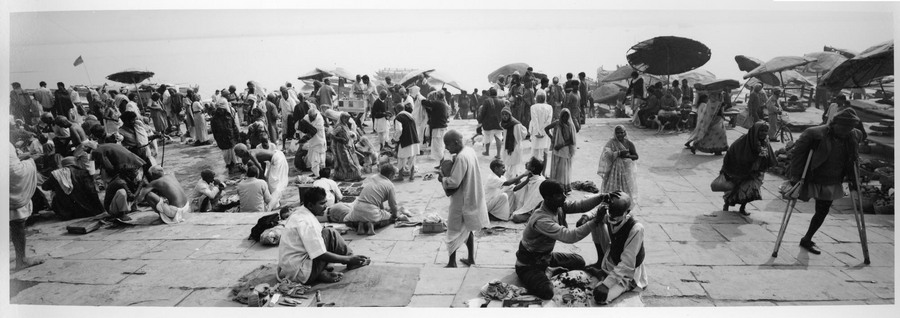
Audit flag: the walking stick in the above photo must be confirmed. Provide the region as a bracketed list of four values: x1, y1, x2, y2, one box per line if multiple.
[850, 161, 872, 264]
[772, 149, 814, 258]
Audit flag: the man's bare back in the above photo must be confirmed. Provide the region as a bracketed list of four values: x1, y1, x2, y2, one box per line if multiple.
[148, 175, 188, 207]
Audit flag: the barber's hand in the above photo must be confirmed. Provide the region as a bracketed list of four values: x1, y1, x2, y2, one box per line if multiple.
[576, 214, 591, 227]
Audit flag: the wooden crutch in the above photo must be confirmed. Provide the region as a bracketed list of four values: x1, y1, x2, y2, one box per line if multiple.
[772, 149, 814, 258]
[850, 161, 871, 264]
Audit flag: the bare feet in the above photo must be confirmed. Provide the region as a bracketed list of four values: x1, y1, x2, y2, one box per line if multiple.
[316, 270, 343, 283]
[14, 258, 44, 272]
[482, 151, 489, 156]
[356, 222, 365, 234]
[365, 222, 376, 235]
[445, 261, 458, 268]
[346, 256, 371, 271]
[459, 258, 475, 267]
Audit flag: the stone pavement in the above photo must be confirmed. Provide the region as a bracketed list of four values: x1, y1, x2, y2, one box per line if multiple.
[9, 118, 894, 307]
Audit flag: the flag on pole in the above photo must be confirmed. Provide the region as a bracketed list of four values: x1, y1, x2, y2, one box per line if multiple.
[73, 56, 84, 67]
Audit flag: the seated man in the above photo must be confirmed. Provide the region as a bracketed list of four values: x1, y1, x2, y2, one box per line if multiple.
[41, 156, 105, 220]
[509, 158, 548, 223]
[234, 143, 289, 211]
[277, 187, 370, 285]
[657, 89, 680, 129]
[313, 167, 343, 208]
[237, 166, 271, 212]
[137, 165, 190, 224]
[343, 163, 399, 235]
[515, 179, 622, 300]
[192, 169, 225, 212]
[579, 193, 647, 305]
[485, 158, 532, 222]
[636, 88, 661, 128]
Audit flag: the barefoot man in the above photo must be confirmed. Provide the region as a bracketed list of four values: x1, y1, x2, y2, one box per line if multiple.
[278, 187, 370, 284]
[137, 165, 190, 224]
[439, 130, 490, 267]
[10, 143, 43, 270]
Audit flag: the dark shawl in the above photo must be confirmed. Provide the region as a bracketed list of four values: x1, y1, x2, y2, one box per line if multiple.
[722, 121, 776, 180]
[211, 108, 240, 149]
[394, 111, 419, 147]
[500, 106, 521, 154]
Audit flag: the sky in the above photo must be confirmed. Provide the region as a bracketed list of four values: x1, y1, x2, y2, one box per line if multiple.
[6, 2, 897, 96]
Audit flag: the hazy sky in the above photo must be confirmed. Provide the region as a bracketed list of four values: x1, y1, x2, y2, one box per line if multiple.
[7, 2, 896, 95]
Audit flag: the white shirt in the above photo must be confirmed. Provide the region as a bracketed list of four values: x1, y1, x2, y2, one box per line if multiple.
[303, 113, 327, 151]
[484, 173, 509, 202]
[529, 102, 553, 149]
[277, 207, 327, 284]
[313, 178, 342, 207]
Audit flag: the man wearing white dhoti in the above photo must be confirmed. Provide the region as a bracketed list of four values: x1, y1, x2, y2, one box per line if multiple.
[300, 108, 327, 178]
[439, 130, 490, 268]
[529, 90, 553, 165]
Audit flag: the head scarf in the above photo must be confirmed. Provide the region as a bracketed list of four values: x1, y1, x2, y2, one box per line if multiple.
[52, 156, 78, 195]
[409, 86, 421, 98]
[9, 142, 38, 210]
[500, 106, 521, 154]
[831, 108, 861, 126]
[553, 108, 578, 157]
[721, 121, 776, 179]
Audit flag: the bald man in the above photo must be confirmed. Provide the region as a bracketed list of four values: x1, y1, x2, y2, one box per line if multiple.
[579, 192, 647, 305]
[439, 130, 490, 267]
[137, 166, 190, 224]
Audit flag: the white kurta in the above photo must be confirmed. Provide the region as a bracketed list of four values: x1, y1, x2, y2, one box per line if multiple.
[442, 147, 490, 254]
[302, 114, 327, 172]
[411, 94, 429, 140]
[484, 173, 511, 221]
[501, 123, 528, 179]
[265, 150, 289, 211]
[529, 102, 553, 150]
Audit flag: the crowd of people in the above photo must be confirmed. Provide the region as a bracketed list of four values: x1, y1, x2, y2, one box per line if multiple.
[8, 66, 868, 304]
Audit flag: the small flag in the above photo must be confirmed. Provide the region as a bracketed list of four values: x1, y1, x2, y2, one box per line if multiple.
[73, 56, 83, 67]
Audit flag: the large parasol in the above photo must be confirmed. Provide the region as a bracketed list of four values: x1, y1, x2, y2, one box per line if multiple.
[672, 69, 716, 85]
[821, 40, 894, 91]
[743, 56, 816, 103]
[106, 69, 155, 108]
[487, 63, 530, 83]
[745, 71, 816, 88]
[801, 52, 848, 74]
[591, 82, 627, 105]
[401, 69, 463, 91]
[697, 79, 741, 92]
[824, 45, 859, 59]
[400, 69, 436, 87]
[298, 67, 355, 82]
[626, 36, 711, 77]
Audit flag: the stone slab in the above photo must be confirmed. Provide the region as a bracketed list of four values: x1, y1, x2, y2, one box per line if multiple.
[346, 239, 396, 263]
[188, 239, 254, 260]
[92, 240, 165, 260]
[838, 267, 895, 299]
[140, 240, 210, 260]
[668, 241, 744, 266]
[11, 282, 192, 306]
[413, 266, 468, 295]
[641, 266, 707, 298]
[451, 267, 519, 308]
[11, 259, 145, 284]
[727, 242, 799, 266]
[693, 266, 879, 301]
[176, 287, 244, 307]
[48, 240, 118, 259]
[643, 241, 683, 265]
[643, 296, 715, 307]
[119, 260, 269, 288]
[387, 240, 441, 264]
[239, 241, 278, 260]
[408, 295, 455, 307]
[660, 223, 727, 242]
[711, 223, 777, 242]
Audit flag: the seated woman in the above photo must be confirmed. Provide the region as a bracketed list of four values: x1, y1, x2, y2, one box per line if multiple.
[41, 156, 105, 220]
[342, 163, 400, 235]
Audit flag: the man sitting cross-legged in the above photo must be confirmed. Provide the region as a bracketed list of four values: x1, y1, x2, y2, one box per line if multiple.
[277, 187, 370, 285]
[578, 192, 648, 305]
[342, 163, 400, 235]
[514, 179, 622, 300]
[136, 165, 190, 224]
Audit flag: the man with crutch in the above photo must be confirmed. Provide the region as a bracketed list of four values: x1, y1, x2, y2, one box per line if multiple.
[775, 108, 867, 258]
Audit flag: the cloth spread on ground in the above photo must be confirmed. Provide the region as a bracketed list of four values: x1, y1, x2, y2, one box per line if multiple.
[551, 270, 594, 307]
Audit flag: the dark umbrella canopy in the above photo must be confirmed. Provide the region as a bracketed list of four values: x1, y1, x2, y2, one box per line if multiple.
[802, 52, 848, 74]
[734, 55, 764, 72]
[821, 40, 894, 90]
[106, 70, 155, 84]
[626, 36, 711, 76]
[697, 79, 740, 92]
[824, 45, 859, 59]
[743, 56, 815, 79]
[487, 63, 530, 83]
[400, 69, 436, 87]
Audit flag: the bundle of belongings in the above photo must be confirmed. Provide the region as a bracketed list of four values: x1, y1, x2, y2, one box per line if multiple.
[248, 209, 290, 245]
[569, 180, 600, 193]
[421, 212, 447, 233]
[550, 270, 595, 307]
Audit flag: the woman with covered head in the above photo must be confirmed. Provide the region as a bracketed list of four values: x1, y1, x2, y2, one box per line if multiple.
[148, 92, 169, 134]
[500, 105, 528, 179]
[687, 93, 728, 155]
[331, 112, 363, 181]
[597, 125, 639, 205]
[189, 91, 210, 145]
[210, 100, 242, 173]
[719, 121, 776, 215]
[545, 108, 578, 188]
[41, 156, 105, 220]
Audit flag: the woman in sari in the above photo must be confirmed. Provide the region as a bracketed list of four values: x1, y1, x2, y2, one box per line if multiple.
[687, 93, 728, 155]
[597, 125, 639, 204]
[331, 112, 363, 181]
[720, 121, 776, 215]
[189, 93, 210, 145]
[500, 106, 528, 179]
[545, 108, 577, 188]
